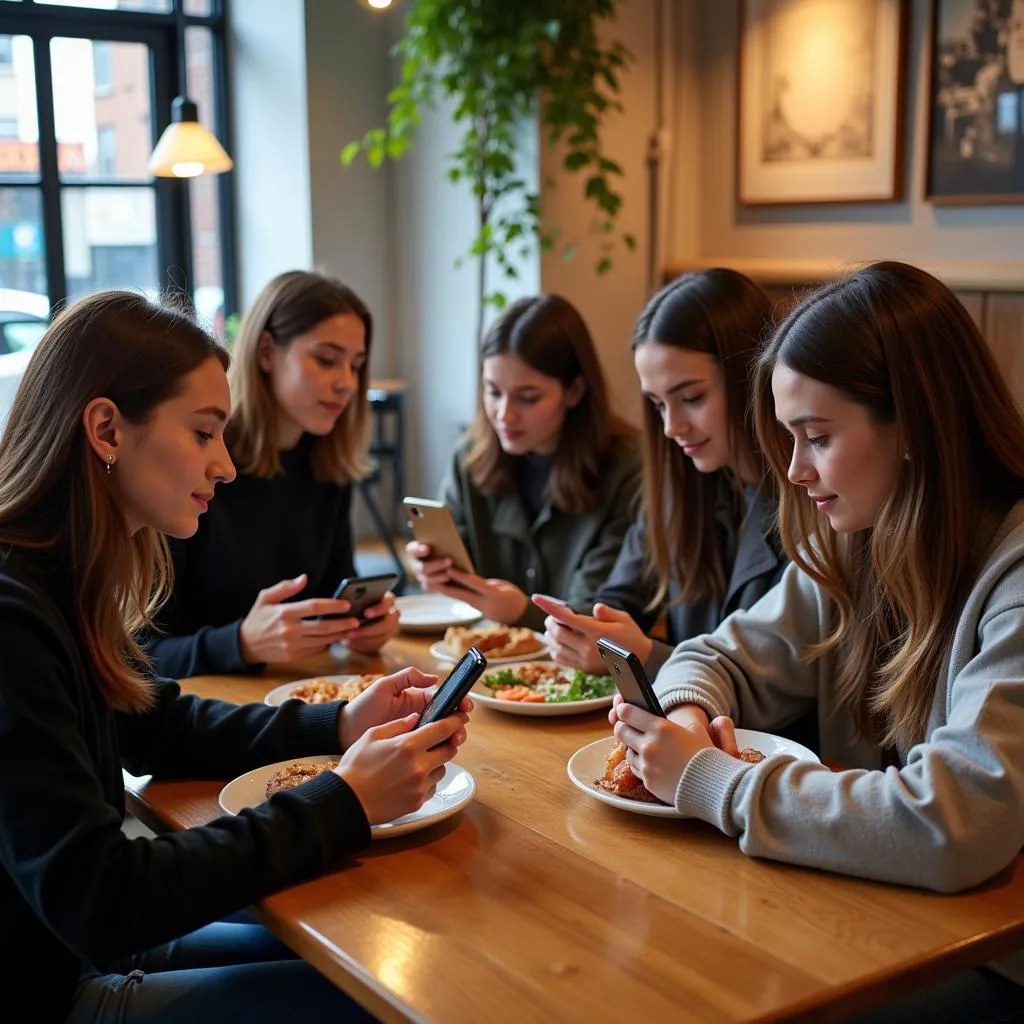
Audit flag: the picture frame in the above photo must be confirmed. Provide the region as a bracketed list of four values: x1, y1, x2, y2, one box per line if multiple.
[737, 0, 908, 205]
[925, 0, 1024, 204]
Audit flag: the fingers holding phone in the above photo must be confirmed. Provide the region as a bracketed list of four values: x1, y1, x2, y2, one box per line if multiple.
[342, 593, 400, 654]
[334, 712, 464, 825]
[534, 597, 652, 674]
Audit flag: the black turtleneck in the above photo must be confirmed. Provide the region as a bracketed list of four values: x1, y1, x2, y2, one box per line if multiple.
[146, 435, 355, 678]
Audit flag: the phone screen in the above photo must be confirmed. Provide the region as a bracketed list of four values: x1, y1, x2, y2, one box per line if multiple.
[417, 647, 486, 727]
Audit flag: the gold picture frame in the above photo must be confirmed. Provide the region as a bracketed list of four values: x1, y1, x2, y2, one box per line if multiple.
[737, 0, 908, 205]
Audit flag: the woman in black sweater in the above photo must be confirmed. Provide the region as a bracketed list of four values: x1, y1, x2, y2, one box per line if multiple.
[148, 271, 399, 678]
[0, 292, 469, 1022]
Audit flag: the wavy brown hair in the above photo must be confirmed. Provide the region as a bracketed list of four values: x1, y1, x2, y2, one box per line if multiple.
[634, 269, 775, 607]
[465, 294, 636, 515]
[228, 271, 372, 483]
[0, 291, 229, 712]
[753, 261, 1024, 747]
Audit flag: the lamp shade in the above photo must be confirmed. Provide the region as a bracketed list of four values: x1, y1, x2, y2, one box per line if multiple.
[149, 97, 233, 178]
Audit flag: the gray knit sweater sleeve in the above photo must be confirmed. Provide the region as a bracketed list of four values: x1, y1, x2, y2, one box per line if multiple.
[653, 542, 1024, 895]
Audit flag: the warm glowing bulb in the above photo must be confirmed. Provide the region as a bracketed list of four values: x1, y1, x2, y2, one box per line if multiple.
[171, 161, 204, 177]
[367, 0, 392, 8]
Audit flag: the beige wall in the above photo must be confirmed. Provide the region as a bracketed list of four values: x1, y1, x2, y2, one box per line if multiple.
[692, 0, 1024, 267]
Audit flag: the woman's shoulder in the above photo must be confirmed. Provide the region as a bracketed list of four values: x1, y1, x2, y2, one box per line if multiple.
[0, 547, 75, 644]
[976, 501, 1024, 601]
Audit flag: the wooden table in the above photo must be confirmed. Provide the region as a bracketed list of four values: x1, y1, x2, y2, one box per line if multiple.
[126, 636, 1024, 1024]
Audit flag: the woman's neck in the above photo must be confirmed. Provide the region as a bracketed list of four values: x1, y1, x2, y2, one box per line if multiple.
[274, 412, 304, 452]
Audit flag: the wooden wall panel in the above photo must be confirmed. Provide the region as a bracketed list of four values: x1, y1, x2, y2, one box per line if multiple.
[984, 294, 1024, 405]
[954, 291, 984, 331]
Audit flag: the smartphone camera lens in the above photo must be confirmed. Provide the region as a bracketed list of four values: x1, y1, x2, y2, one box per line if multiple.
[410, 507, 423, 518]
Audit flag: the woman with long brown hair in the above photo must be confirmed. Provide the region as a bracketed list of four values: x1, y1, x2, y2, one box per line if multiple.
[148, 270, 399, 678]
[0, 292, 469, 1023]
[536, 269, 787, 678]
[617, 262, 1024, 1019]
[406, 293, 641, 629]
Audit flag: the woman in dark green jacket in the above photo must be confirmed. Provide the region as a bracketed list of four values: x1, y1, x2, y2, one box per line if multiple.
[406, 294, 641, 631]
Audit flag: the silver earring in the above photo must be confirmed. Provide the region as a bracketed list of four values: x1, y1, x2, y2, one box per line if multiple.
[903, 451, 911, 462]
[105, 454, 114, 476]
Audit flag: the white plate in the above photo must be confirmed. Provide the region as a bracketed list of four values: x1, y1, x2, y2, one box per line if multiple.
[472, 661, 614, 716]
[264, 674, 377, 707]
[567, 730, 820, 818]
[218, 756, 476, 839]
[395, 594, 483, 633]
[429, 630, 548, 665]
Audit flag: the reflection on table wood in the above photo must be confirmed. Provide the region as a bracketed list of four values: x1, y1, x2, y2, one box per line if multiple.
[125, 635, 1024, 1024]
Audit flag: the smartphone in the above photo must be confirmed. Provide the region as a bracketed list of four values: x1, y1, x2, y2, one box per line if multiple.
[596, 637, 666, 717]
[417, 646, 486, 728]
[403, 497, 475, 574]
[322, 572, 398, 623]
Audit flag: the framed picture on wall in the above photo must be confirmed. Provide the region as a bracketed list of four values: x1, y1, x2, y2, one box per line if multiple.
[737, 0, 908, 205]
[926, 0, 1024, 204]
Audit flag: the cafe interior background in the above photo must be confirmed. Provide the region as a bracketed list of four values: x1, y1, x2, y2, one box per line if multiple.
[0, 0, 1022, 544]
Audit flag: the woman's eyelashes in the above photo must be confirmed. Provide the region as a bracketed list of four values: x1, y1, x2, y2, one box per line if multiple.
[195, 430, 214, 446]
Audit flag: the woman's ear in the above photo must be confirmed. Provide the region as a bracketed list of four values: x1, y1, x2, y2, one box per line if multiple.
[565, 375, 586, 409]
[81, 397, 123, 468]
[257, 331, 275, 374]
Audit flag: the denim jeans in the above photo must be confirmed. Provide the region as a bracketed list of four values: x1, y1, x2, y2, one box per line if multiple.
[66, 915, 378, 1024]
[843, 967, 1024, 1024]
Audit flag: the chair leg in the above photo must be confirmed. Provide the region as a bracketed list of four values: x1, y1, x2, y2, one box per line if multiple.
[358, 480, 407, 593]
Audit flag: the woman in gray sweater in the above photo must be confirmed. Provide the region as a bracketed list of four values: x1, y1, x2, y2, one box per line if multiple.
[615, 262, 1024, 1021]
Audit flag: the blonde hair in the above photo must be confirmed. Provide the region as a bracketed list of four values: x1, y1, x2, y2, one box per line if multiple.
[228, 271, 372, 483]
[754, 261, 1024, 747]
[633, 270, 775, 608]
[0, 291, 229, 712]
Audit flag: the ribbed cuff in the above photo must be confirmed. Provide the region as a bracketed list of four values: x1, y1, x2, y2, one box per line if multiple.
[674, 746, 753, 835]
[292, 701, 346, 754]
[657, 686, 726, 722]
[275, 768, 372, 858]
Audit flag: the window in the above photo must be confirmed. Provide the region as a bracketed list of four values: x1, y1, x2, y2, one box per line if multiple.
[0, 1, 235, 331]
[91, 40, 111, 93]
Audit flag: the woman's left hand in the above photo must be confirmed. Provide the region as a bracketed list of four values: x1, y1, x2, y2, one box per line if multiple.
[342, 592, 400, 654]
[610, 698, 715, 805]
[339, 666, 473, 750]
[429, 566, 528, 625]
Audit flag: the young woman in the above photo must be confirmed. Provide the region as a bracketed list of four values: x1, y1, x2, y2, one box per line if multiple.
[536, 270, 786, 678]
[615, 262, 1024, 1019]
[406, 293, 641, 631]
[148, 271, 399, 678]
[0, 292, 470, 1024]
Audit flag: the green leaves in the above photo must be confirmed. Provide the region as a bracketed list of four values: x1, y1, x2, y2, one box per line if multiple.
[339, 0, 635, 318]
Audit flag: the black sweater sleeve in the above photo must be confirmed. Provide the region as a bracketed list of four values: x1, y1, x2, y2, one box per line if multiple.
[145, 539, 255, 679]
[594, 515, 661, 633]
[0, 606, 370, 967]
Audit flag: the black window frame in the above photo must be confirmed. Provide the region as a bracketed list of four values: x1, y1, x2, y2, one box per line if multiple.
[0, 0, 237, 320]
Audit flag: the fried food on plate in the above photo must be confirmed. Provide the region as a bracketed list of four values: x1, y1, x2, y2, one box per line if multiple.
[288, 675, 378, 703]
[265, 760, 339, 798]
[443, 624, 542, 659]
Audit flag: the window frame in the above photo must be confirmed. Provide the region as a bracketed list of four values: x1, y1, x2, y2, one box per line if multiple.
[0, 0, 236, 320]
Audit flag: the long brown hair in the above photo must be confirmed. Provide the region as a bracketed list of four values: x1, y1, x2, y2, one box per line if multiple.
[228, 271, 372, 483]
[634, 269, 774, 607]
[754, 261, 1024, 747]
[0, 291, 229, 712]
[465, 294, 635, 515]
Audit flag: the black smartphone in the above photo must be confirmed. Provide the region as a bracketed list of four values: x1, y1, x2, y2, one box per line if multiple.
[321, 572, 398, 623]
[417, 646, 486, 728]
[596, 637, 666, 717]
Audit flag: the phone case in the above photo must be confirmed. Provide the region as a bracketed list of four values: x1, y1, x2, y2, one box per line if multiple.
[418, 646, 486, 726]
[403, 497, 475, 574]
[596, 637, 666, 717]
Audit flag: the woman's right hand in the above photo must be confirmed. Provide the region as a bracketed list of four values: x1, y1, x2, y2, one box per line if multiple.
[405, 541, 454, 593]
[335, 712, 464, 825]
[238, 574, 361, 665]
[533, 597, 653, 674]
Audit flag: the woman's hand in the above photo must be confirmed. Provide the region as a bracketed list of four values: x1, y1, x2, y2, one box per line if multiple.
[609, 696, 715, 805]
[334, 713, 466, 825]
[341, 592, 400, 654]
[405, 542, 527, 624]
[338, 666, 472, 751]
[238, 574, 361, 665]
[533, 597, 653, 674]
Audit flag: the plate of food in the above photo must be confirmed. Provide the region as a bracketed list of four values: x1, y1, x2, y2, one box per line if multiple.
[263, 674, 379, 707]
[395, 594, 483, 633]
[218, 755, 476, 839]
[567, 730, 820, 817]
[472, 660, 615, 716]
[428, 623, 547, 665]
